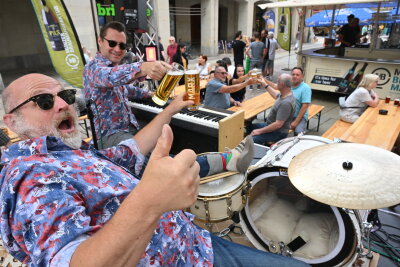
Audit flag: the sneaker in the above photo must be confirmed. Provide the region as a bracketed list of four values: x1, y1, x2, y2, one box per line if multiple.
[226, 136, 255, 173]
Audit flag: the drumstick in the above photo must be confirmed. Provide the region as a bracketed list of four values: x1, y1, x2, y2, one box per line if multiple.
[200, 171, 238, 184]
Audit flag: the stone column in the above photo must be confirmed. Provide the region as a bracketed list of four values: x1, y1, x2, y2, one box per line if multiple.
[152, 0, 171, 49]
[201, 0, 219, 56]
[237, 0, 254, 37]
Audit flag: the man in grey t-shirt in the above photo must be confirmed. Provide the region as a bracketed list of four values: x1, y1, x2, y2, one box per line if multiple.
[248, 74, 296, 145]
[246, 32, 266, 69]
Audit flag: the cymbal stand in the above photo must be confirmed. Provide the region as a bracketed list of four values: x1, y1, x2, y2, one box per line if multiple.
[352, 209, 374, 259]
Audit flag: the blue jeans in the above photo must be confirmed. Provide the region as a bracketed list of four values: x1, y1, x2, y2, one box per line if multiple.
[294, 117, 307, 135]
[212, 235, 310, 267]
[248, 122, 288, 145]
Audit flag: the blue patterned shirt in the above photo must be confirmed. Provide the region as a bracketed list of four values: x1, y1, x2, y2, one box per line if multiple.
[0, 137, 213, 266]
[83, 52, 150, 140]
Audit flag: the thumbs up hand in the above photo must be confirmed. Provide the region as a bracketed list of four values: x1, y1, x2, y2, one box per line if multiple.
[139, 124, 200, 213]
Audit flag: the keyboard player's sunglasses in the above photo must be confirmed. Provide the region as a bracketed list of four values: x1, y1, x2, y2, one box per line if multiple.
[8, 89, 77, 114]
[103, 37, 127, 50]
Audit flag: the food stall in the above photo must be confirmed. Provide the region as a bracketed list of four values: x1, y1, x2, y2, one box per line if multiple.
[264, 0, 400, 100]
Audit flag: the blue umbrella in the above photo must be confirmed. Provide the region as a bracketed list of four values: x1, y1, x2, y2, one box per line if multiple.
[305, 8, 373, 27]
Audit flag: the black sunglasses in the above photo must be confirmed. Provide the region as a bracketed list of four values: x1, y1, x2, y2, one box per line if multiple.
[8, 89, 77, 114]
[103, 37, 127, 50]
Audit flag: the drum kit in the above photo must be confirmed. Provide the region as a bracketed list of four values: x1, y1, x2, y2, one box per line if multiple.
[190, 135, 400, 266]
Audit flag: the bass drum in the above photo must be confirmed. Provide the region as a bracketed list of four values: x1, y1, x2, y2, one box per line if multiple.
[240, 136, 361, 266]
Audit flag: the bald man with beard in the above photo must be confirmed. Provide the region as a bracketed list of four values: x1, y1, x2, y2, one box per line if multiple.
[0, 74, 308, 267]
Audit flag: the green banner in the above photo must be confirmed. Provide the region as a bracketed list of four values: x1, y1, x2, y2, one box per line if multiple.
[277, 7, 291, 52]
[31, 0, 84, 88]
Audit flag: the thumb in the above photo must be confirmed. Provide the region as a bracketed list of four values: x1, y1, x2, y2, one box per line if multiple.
[150, 124, 173, 160]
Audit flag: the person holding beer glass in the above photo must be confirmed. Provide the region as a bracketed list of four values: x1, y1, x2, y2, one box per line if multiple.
[83, 21, 172, 149]
[204, 66, 256, 109]
[230, 65, 249, 102]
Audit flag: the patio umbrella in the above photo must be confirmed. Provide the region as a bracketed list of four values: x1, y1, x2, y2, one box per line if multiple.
[305, 8, 373, 27]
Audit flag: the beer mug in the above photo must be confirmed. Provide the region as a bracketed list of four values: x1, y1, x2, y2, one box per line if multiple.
[184, 69, 200, 111]
[250, 68, 262, 79]
[152, 63, 184, 106]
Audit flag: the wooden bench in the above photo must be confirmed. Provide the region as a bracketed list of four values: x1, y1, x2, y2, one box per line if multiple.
[306, 104, 325, 132]
[322, 120, 352, 140]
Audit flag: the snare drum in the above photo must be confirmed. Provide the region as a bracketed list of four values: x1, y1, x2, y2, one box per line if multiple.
[240, 136, 362, 266]
[189, 173, 249, 222]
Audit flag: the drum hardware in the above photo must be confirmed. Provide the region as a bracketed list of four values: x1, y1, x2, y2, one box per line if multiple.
[354, 210, 374, 259]
[278, 242, 293, 257]
[216, 223, 244, 242]
[378, 208, 400, 217]
[265, 135, 301, 167]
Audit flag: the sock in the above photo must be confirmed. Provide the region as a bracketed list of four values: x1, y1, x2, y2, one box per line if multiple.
[226, 135, 255, 173]
[203, 136, 255, 176]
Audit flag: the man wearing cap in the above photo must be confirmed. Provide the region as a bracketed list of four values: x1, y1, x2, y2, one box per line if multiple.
[83, 21, 168, 149]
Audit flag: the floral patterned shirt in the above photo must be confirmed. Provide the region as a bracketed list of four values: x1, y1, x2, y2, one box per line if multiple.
[83, 52, 150, 140]
[0, 137, 213, 266]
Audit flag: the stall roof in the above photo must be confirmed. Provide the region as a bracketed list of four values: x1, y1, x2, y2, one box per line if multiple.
[260, 0, 393, 10]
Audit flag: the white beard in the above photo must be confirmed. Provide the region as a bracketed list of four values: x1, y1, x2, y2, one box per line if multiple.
[13, 112, 82, 149]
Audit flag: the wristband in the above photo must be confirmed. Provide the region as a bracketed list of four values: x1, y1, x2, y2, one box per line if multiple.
[265, 84, 269, 89]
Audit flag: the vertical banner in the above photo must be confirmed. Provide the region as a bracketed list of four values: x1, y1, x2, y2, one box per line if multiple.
[31, 0, 84, 88]
[263, 10, 275, 33]
[277, 7, 291, 52]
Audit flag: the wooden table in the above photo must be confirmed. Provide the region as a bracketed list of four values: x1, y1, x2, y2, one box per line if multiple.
[228, 92, 275, 121]
[340, 100, 400, 150]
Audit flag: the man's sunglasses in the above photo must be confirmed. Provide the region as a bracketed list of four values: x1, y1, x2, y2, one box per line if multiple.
[103, 37, 127, 50]
[8, 89, 77, 114]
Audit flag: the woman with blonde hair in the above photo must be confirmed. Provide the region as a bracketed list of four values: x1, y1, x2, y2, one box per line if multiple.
[339, 73, 380, 123]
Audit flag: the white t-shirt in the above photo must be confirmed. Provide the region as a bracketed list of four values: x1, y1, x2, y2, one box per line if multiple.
[196, 63, 210, 78]
[340, 87, 373, 119]
[228, 65, 235, 77]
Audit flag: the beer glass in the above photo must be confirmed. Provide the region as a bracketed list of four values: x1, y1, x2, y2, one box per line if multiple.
[184, 69, 200, 111]
[152, 63, 184, 106]
[250, 68, 262, 79]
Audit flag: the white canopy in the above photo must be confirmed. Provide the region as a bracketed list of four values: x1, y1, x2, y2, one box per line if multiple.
[259, 0, 393, 10]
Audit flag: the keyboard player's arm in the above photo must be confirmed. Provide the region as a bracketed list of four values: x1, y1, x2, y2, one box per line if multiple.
[133, 93, 193, 155]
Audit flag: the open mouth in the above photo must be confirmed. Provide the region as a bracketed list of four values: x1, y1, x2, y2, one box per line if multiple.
[58, 117, 75, 133]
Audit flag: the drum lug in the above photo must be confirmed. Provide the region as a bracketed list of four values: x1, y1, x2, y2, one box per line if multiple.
[226, 196, 233, 218]
[203, 199, 210, 222]
[242, 182, 251, 204]
[278, 242, 293, 257]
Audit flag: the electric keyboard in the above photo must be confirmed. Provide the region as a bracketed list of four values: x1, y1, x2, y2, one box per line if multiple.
[129, 100, 233, 137]
[129, 99, 244, 154]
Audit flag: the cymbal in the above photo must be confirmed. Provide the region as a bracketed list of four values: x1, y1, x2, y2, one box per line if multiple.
[288, 143, 400, 209]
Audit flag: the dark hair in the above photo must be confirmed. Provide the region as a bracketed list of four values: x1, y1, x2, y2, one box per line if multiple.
[100, 21, 126, 39]
[292, 66, 304, 74]
[233, 64, 244, 79]
[216, 60, 227, 71]
[235, 31, 242, 38]
[222, 57, 232, 65]
[348, 14, 355, 19]
[199, 54, 208, 61]
[253, 32, 260, 39]
[175, 42, 186, 57]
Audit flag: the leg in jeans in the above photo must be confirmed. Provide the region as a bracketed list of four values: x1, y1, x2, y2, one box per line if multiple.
[211, 235, 310, 267]
[294, 117, 308, 135]
[248, 122, 288, 145]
